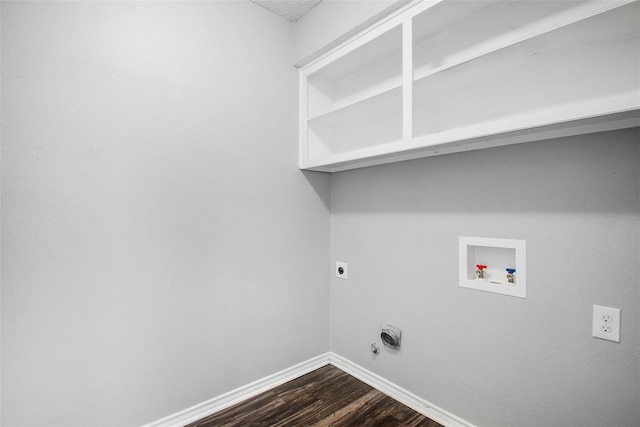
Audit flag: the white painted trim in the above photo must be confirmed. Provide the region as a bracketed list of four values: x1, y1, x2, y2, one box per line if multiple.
[329, 353, 475, 427]
[302, 109, 640, 172]
[294, 0, 423, 70]
[299, 69, 309, 169]
[142, 352, 475, 427]
[302, 13, 404, 77]
[142, 353, 331, 427]
[401, 15, 413, 142]
[298, 0, 640, 173]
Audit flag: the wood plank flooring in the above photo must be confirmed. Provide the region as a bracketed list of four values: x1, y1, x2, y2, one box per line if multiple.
[187, 365, 443, 427]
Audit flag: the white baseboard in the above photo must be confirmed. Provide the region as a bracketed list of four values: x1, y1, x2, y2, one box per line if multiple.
[143, 352, 474, 427]
[142, 353, 331, 427]
[329, 353, 475, 427]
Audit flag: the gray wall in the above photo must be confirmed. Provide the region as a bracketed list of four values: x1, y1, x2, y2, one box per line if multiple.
[294, 4, 639, 424]
[3, 1, 639, 427]
[329, 129, 640, 426]
[1, 2, 330, 425]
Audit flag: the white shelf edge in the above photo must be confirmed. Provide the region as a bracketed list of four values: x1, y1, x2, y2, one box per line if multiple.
[413, 0, 636, 83]
[307, 78, 403, 122]
[300, 108, 640, 172]
[410, 94, 640, 150]
[299, 70, 310, 170]
[295, 0, 424, 70]
[402, 14, 413, 142]
[303, 10, 407, 77]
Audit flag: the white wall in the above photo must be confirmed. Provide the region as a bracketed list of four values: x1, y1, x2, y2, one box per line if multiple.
[1, 2, 330, 426]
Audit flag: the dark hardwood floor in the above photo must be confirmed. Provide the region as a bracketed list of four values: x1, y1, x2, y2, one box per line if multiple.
[187, 364, 443, 427]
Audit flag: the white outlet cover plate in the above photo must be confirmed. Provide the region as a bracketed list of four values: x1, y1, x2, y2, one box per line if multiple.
[336, 261, 348, 279]
[592, 305, 621, 342]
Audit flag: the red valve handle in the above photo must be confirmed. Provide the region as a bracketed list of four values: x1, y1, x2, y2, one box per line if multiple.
[476, 264, 487, 270]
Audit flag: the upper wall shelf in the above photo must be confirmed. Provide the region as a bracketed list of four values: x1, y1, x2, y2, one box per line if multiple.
[298, 0, 640, 172]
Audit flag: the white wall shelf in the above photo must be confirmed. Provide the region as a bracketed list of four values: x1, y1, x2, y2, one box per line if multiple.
[306, 24, 403, 121]
[459, 237, 526, 299]
[298, 0, 640, 172]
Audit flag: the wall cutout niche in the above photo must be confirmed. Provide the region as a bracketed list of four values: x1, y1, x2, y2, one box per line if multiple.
[459, 236, 526, 298]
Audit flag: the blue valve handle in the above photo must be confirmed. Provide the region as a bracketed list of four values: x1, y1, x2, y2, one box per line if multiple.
[506, 268, 516, 274]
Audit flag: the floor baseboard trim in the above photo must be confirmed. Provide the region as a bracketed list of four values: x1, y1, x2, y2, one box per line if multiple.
[142, 353, 331, 427]
[143, 351, 474, 427]
[329, 353, 475, 427]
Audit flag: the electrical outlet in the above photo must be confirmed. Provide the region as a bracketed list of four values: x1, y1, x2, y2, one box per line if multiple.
[336, 262, 348, 279]
[592, 305, 620, 342]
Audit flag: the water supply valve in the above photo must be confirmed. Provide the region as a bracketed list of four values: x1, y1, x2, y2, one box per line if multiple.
[476, 264, 487, 279]
[506, 268, 516, 283]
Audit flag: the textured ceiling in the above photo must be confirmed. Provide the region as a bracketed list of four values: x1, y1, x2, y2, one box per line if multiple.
[251, 0, 323, 22]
